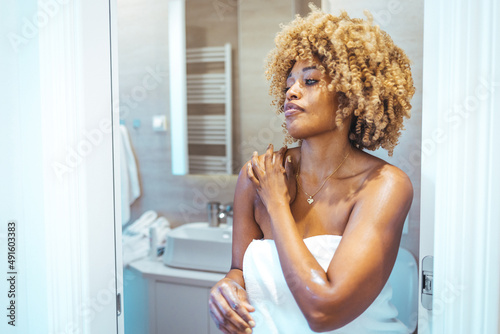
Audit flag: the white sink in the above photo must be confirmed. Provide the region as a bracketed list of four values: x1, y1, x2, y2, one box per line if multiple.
[162, 222, 232, 273]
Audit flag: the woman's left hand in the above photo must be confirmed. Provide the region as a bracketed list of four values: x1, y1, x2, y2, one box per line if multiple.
[247, 144, 296, 210]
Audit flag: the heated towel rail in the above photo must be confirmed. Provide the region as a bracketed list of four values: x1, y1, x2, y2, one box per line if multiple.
[186, 43, 232, 174]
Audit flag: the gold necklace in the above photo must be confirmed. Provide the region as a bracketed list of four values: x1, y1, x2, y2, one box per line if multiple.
[295, 151, 350, 205]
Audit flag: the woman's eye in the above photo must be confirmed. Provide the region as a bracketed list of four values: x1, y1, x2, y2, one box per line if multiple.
[305, 79, 318, 85]
[284, 87, 290, 93]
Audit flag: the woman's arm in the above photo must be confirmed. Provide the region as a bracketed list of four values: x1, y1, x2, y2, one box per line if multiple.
[209, 163, 263, 334]
[248, 145, 413, 332]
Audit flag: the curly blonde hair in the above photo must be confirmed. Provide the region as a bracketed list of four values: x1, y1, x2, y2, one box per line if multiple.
[266, 7, 415, 156]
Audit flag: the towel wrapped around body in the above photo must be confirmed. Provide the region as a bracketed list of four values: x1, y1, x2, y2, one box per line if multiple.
[243, 234, 411, 334]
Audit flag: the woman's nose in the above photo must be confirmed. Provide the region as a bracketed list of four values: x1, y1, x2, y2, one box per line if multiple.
[286, 81, 302, 100]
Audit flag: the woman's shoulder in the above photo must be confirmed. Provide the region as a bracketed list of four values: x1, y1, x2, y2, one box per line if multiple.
[356, 152, 413, 202]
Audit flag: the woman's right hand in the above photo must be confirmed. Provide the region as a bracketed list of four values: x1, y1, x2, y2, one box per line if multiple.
[209, 277, 256, 334]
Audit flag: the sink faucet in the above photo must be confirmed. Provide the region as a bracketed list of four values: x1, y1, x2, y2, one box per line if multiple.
[207, 202, 233, 227]
[219, 202, 233, 227]
[207, 202, 221, 227]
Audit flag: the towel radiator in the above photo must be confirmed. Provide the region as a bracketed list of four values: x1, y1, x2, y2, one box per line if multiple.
[186, 44, 232, 174]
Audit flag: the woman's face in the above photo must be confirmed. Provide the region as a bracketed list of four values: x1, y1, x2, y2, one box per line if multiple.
[284, 58, 339, 139]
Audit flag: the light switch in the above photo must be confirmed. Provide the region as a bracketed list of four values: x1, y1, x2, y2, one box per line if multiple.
[133, 119, 141, 129]
[152, 115, 167, 132]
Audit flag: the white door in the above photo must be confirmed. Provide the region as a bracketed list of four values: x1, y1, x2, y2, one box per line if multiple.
[418, 162, 434, 334]
[419, 0, 500, 333]
[0, 0, 123, 333]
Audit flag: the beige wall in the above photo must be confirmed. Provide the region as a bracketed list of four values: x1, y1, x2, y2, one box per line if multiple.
[323, 0, 424, 261]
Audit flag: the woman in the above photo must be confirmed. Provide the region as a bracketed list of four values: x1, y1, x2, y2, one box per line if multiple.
[209, 7, 415, 334]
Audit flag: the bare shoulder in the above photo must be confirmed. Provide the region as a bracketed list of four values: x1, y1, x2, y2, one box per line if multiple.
[352, 151, 413, 199]
[342, 152, 413, 240]
[366, 160, 413, 201]
[349, 152, 413, 222]
[236, 159, 256, 194]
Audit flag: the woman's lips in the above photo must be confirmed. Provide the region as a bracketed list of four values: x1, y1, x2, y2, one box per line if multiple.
[285, 109, 302, 117]
[284, 103, 304, 117]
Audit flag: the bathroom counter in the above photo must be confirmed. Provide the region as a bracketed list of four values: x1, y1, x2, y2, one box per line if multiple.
[129, 257, 225, 287]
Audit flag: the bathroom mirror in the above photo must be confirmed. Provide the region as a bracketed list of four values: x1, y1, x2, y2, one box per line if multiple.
[169, 0, 321, 175]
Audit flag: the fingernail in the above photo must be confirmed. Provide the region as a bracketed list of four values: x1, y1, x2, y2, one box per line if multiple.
[245, 328, 252, 334]
[249, 320, 256, 328]
[287, 155, 292, 163]
[267, 143, 272, 149]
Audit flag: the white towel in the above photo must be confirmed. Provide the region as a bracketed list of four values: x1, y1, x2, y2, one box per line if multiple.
[122, 212, 171, 267]
[243, 235, 410, 334]
[122, 212, 158, 265]
[123, 210, 158, 236]
[120, 124, 141, 225]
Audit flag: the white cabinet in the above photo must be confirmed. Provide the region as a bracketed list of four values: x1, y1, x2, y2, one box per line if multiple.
[130, 258, 224, 334]
[153, 282, 220, 334]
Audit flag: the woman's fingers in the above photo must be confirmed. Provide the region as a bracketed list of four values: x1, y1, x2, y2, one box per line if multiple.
[238, 293, 255, 313]
[251, 151, 263, 174]
[264, 144, 274, 169]
[209, 303, 244, 334]
[276, 146, 287, 171]
[285, 153, 293, 179]
[237, 288, 256, 325]
[219, 283, 255, 329]
[259, 145, 288, 171]
[284, 153, 297, 203]
[249, 145, 289, 187]
[209, 298, 226, 326]
[210, 295, 250, 333]
[247, 162, 259, 187]
[208, 282, 254, 333]
[250, 149, 269, 184]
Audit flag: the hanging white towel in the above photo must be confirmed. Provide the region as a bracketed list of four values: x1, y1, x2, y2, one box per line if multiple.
[120, 124, 141, 225]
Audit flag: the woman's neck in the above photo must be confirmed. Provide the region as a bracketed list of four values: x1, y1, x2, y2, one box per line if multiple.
[298, 131, 353, 181]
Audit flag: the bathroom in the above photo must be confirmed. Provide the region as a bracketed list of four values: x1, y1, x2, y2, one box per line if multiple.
[118, 0, 424, 332]
[117, 0, 423, 333]
[0, 0, 499, 333]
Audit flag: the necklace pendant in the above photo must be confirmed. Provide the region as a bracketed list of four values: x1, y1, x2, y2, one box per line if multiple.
[307, 197, 314, 205]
